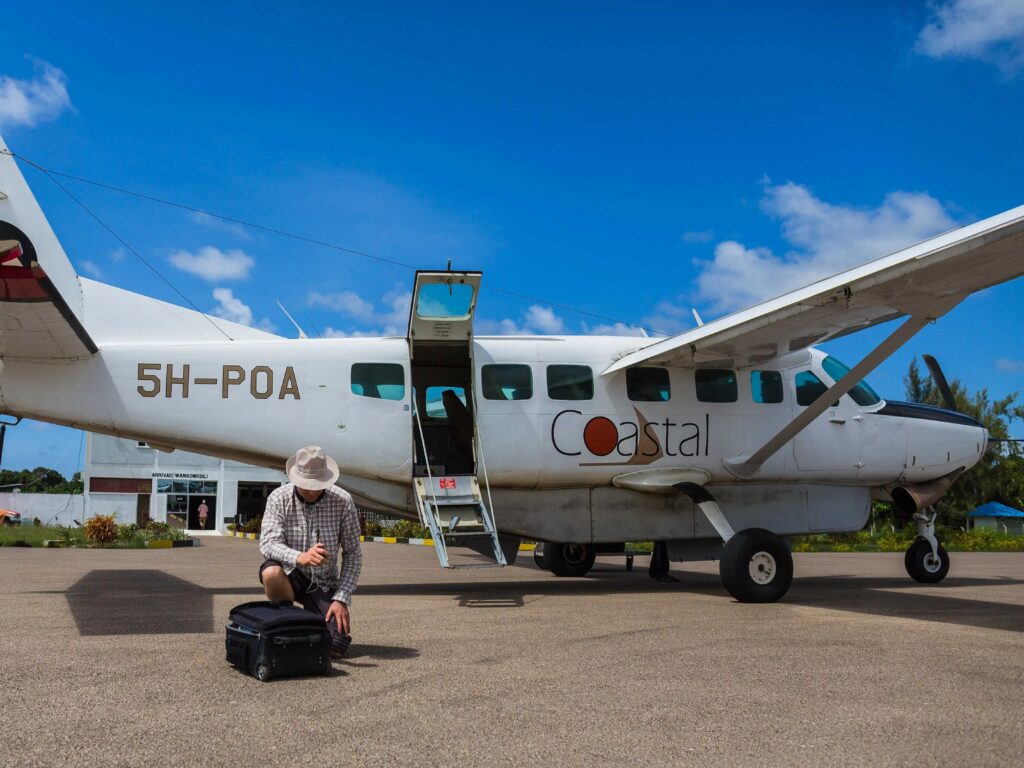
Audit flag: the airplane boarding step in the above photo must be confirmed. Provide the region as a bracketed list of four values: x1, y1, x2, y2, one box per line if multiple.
[414, 475, 507, 569]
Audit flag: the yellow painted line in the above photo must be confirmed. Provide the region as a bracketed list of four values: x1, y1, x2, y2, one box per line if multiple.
[518, 543, 536, 551]
[147, 540, 173, 549]
[383, 536, 398, 544]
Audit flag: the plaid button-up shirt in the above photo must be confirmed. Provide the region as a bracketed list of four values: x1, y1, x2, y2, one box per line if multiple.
[259, 484, 362, 606]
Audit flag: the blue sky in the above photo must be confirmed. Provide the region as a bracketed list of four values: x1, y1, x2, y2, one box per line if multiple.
[2, 1, 1023, 477]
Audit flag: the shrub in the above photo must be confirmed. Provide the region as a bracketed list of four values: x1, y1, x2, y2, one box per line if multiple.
[242, 515, 263, 535]
[387, 519, 430, 539]
[84, 515, 118, 544]
[117, 523, 141, 542]
[145, 520, 173, 537]
[362, 519, 382, 537]
[33, 517, 41, 527]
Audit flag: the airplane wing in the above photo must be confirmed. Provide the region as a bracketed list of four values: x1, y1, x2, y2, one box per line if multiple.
[604, 203, 1024, 374]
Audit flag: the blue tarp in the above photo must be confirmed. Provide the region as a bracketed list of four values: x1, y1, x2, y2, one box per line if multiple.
[968, 501, 1024, 519]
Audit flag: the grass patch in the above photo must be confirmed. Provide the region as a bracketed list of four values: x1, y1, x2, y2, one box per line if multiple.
[0, 525, 86, 547]
[0, 523, 192, 548]
[792, 528, 1024, 553]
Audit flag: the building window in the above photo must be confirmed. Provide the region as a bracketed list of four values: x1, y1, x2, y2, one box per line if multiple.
[751, 371, 784, 404]
[136, 441, 149, 448]
[626, 367, 670, 402]
[481, 364, 533, 400]
[547, 365, 594, 401]
[795, 371, 830, 406]
[695, 369, 737, 403]
[351, 363, 405, 401]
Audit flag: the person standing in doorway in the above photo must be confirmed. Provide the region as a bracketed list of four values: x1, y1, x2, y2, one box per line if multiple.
[198, 499, 209, 530]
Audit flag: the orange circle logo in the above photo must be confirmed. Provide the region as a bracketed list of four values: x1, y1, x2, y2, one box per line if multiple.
[583, 417, 618, 456]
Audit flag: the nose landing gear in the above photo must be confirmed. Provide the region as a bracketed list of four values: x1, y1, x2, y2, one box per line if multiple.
[905, 509, 950, 583]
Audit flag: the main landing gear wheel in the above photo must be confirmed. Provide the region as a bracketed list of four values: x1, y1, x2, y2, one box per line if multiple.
[547, 542, 596, 577]
[719, 528, 794, 603]
[904, 538, 950, 583]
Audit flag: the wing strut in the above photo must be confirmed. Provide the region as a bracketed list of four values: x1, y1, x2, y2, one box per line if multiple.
[723, 302, 958, 479]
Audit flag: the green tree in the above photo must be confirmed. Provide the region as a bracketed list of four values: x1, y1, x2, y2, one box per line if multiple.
[905, 357, 1024, 525]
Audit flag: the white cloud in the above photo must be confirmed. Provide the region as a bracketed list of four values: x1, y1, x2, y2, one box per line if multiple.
[693, 182, 956, 314]
[189, 211, 252, 240]
[0, 59, 72, 129]
[309, 285, 410, 336]
[917, 0, 1024, 72]
[580, 321, 649, 337]
[996, 357, 1024, 373]
[108, 248, 125, 263]
[169, 246, 254, 282]
[210, 288, 274, 331]
[79, 260, 102, 278]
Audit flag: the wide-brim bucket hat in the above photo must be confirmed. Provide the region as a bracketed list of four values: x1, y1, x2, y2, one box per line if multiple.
[285, 446, 340, 490]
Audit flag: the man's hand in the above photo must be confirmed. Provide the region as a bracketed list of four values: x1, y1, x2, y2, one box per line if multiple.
[297, 543, 328, 567]
[326, 600, 350, 635]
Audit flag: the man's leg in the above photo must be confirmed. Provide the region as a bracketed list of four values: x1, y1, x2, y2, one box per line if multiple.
[259, 561, 296, 603]
[300, 589, 352, 659]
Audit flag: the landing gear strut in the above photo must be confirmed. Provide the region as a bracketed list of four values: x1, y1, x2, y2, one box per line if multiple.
[904, 509, 950, 583]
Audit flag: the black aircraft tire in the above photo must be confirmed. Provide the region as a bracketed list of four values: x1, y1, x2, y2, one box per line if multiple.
[719, 528, 794, 603]
[548, 543, 596, 577]
[533, 542, 551, 570]
[905, 539, 950, 583]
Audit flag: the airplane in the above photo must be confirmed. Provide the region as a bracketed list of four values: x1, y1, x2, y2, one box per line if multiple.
[1, 134, 1022, 603]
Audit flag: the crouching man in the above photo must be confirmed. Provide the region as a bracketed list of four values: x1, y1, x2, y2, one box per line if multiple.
[259, 446, 362, 658]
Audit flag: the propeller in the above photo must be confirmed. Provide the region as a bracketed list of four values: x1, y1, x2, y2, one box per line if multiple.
[923, 354, 1023, 446]
[922, 354, 958, 412]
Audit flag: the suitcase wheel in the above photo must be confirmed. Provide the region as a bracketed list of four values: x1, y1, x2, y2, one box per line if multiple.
[255, 663, 271, 682]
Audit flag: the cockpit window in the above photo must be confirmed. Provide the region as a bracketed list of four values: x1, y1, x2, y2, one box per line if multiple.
[822, 356, 881, 406]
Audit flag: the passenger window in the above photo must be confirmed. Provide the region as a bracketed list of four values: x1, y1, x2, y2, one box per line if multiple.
[547, 365, 594, 401]
[424, 386, 466, 419]
[627, 367, 670, 402]
[351, 363, 405, 401]
[795, 371, 829, 406]
[481, 364, 533, 401]
[751, 371, 783, 404]
[695, 369, 737, 403]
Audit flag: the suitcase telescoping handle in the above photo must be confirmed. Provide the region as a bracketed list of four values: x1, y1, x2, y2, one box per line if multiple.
[272, 633, 324, 646]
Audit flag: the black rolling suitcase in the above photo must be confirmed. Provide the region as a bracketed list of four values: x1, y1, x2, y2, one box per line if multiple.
[226, 601, 332, 681]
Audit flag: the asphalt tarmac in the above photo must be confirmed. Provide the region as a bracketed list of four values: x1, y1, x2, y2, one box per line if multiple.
[1, 538, 1022, 767]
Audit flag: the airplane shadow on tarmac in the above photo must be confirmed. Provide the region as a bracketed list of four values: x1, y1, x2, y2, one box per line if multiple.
[55, 569, 421, 662]
[356, 564, 1024, 634]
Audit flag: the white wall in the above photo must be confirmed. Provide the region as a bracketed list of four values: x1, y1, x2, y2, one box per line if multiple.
[0, 493, 84, 526]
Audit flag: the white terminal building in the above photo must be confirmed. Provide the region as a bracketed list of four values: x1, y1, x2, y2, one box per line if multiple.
[83, 433, 286, 531]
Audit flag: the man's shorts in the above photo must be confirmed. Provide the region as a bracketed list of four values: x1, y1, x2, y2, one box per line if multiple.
[259, 559, 352, 656]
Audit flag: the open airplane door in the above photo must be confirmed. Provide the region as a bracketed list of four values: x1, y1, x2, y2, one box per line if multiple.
[407, 270, 481, 357]
[406, 270, 510, 569]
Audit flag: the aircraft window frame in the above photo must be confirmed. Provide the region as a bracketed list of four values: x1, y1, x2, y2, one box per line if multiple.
[821, 355, 882, 406]
[481, 364, 533, 401]
[546, 364, 594, 401]
[626, 367, 671, 402]
[695, 369, 738, 403]
[750, 370, 784, 404]
[351, 363, 406, 401]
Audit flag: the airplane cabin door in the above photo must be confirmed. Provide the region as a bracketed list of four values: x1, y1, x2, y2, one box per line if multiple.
[791, 369, 862, 474]
[407, 271, 482, 477]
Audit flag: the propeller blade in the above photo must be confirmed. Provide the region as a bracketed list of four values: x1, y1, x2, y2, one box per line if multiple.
[922, 354, 958, 412]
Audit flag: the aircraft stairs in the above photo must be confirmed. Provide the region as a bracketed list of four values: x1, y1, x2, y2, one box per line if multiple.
[414, 475, 507, 569]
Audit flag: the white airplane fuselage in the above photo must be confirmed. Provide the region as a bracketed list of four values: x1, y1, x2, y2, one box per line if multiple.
[0, 330, 986, 543]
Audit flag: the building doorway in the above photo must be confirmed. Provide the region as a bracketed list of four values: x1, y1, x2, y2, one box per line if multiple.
[237, 482, 279, 528]
[135, 494, 151, 527]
